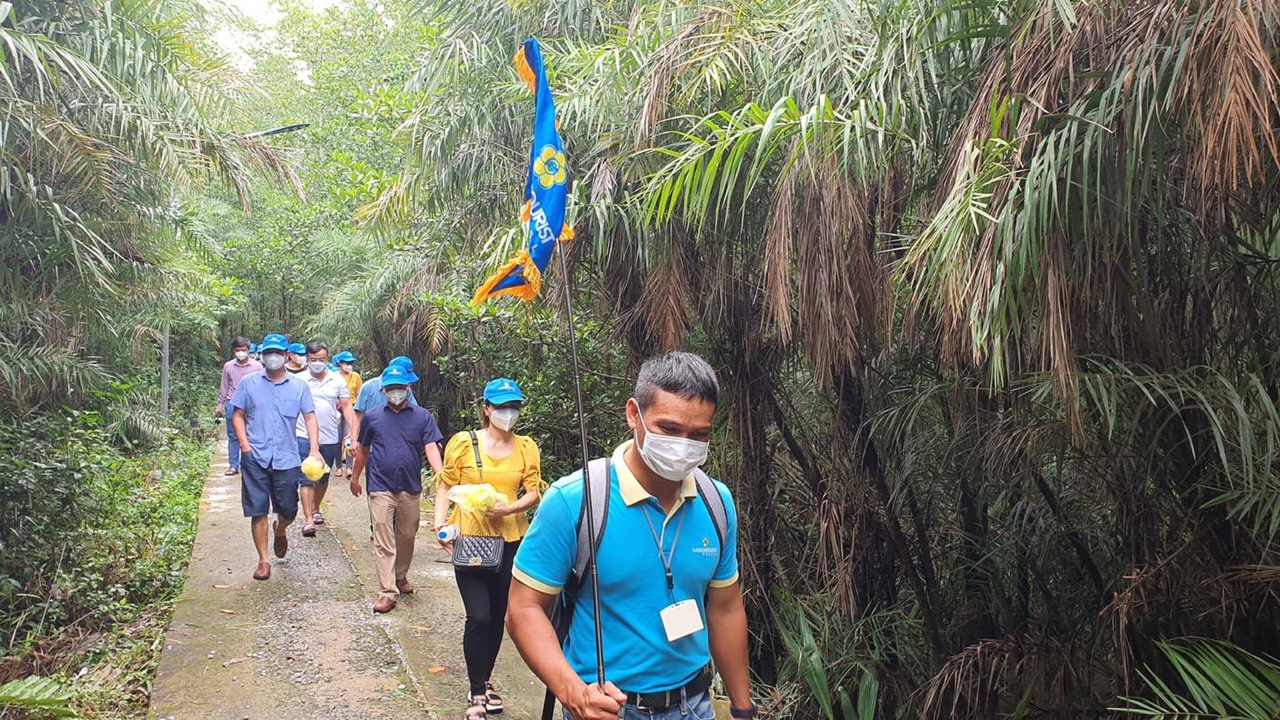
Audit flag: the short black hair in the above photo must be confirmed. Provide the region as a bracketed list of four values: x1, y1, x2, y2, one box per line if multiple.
[306, 341, 329, 357]
[231, 336, 250, 350]
[634, 351, 719, 411]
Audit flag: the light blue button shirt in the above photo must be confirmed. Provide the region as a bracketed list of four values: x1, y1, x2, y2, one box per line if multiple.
[353, 376, 418, 413]
[228, 371, 316, 470]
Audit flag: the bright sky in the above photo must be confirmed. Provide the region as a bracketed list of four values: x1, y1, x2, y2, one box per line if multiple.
[213, 0, 346, 68]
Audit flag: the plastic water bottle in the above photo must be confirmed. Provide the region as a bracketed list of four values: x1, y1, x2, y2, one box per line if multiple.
[437, 524, 458, 542]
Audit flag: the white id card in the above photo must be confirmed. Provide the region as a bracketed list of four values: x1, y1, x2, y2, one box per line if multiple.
[659, 599, 704, 642]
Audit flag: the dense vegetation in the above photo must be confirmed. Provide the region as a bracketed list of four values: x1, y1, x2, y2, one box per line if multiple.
[5, 0, 1280, 718]
[0, 0, 256, 715]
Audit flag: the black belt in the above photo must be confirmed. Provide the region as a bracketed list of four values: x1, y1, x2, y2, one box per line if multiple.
[623, 667, 712, 711]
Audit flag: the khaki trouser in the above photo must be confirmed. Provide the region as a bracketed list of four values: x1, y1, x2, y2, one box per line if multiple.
[369, 491, 420, 601]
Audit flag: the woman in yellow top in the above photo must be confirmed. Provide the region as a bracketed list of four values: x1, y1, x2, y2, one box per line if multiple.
[333, 350, 362, 478]
[434, 377, 542, 715]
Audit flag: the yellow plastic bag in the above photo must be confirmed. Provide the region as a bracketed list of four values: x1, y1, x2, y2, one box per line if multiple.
[301, 456, 327, 482]
[447, 484, 509, 513]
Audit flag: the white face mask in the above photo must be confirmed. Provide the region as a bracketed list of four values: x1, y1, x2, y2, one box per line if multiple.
[262, 353, 286, 371]
[635, 407, 709, 482]
[234, 350, 249, 362]
[339, 363, 352, 373]
[308, 361, 328, 375]
[385, 388, 408, 406]
[490, 408, 519, 432]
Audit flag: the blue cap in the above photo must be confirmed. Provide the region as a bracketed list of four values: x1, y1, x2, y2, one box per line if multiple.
[389, 355, 414, 371]
[288, 342, 306, 355]
[249, 343, 258, 353]
[334, 350, 356, 364]
[260, 333, 288, 352]
[380, 365, 418, 386]
[328, 363, 339, 372]
[483, 378, 524, 405]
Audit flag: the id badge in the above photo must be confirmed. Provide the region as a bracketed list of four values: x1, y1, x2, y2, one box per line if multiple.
[659, 599, 704, 642]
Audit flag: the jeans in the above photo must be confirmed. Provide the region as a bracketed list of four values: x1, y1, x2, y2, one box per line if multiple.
[239, 456, 301, 521]
[227, 421, 241, 470]
[564, 690, 715, 720]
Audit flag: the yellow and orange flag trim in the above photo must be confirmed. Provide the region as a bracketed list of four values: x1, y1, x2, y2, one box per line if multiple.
[472, 38, 573, 306]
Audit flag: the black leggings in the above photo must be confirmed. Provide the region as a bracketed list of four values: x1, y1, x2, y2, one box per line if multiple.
[455, 540, 519, 697]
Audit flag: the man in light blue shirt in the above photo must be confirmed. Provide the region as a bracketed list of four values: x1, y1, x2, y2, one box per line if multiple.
[353, 355, 419, 414]
[508, 352, 756, 720]
[229, 333, 323, 581]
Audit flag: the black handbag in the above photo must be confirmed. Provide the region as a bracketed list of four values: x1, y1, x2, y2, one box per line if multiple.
[451, 430, 505, 572]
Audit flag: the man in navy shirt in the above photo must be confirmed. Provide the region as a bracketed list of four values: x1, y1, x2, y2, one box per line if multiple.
[350, 365, 444, 613]
[228, 333, 323, 581]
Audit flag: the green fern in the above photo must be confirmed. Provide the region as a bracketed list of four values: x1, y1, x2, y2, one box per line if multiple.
[0, 676, 79, 718]
[1117, 639, 1280, 719]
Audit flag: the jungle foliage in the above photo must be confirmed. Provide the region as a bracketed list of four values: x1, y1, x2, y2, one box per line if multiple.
[5, 0, 1280, 718]
[351, 0, 1280, 717]
[0, 1, 255, 716]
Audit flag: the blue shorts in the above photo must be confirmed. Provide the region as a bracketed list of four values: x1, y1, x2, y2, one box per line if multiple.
[241, 456, 302, 520]
[296, 439, 340, 485]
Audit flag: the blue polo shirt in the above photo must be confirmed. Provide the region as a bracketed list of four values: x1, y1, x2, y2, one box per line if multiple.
[513, 441, 739, 694]
[353, 376, 418, 413]
[227, 371, 316, 470]
[358, 404, 443, 494]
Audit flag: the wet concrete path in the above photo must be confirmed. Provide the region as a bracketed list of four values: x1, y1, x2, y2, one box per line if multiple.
[150, 438, 544, 719]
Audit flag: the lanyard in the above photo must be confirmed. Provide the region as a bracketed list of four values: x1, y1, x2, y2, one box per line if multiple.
[641, 501, 686, 592]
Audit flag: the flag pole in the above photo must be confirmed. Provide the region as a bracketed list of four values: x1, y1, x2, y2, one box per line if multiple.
[553, 237, 607, 689]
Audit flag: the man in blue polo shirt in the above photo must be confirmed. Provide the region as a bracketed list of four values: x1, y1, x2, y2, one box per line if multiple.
[349, 365, 444, 614]
[228, 333, 324, 581]
[508, 351, 757, 720]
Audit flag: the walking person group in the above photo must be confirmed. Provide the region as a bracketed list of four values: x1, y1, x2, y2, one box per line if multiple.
[217, 337, 757, 719]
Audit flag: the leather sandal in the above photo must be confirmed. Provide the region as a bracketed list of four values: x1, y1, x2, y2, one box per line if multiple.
[465, 704, 487, 720]
[484, 682, 504, 713]
[272, 521, 288, 558]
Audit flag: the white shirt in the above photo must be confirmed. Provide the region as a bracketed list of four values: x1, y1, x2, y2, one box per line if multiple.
[294, 370, 350, 444]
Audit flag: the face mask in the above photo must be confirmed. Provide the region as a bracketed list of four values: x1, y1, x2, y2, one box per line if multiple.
[234, 350, 248, 362]
[385, 388, 408, 406]
[635, 407, 709, 482]
[339, 363, 352, 373]
[308, 361, 327, 375]
[490, 408, 519, 431]
[262, 353, 286, 371]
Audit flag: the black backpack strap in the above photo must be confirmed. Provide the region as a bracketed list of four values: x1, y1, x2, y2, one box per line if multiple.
[693, 468, 728, 549]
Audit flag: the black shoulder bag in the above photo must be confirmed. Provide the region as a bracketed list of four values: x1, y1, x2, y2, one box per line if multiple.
[451, 430, 505, 572]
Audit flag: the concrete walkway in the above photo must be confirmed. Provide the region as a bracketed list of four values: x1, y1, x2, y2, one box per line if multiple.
[151, 438, 544, 719]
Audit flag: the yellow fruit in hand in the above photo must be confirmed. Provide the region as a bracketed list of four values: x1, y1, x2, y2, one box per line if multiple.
[301, 456, 327, 481]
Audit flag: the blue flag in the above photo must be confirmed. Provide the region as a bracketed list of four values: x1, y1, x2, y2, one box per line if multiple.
[472, 38, 572, 305]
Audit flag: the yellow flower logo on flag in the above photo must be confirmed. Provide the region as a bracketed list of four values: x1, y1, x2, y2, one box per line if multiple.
[534, 145, 567, 189]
